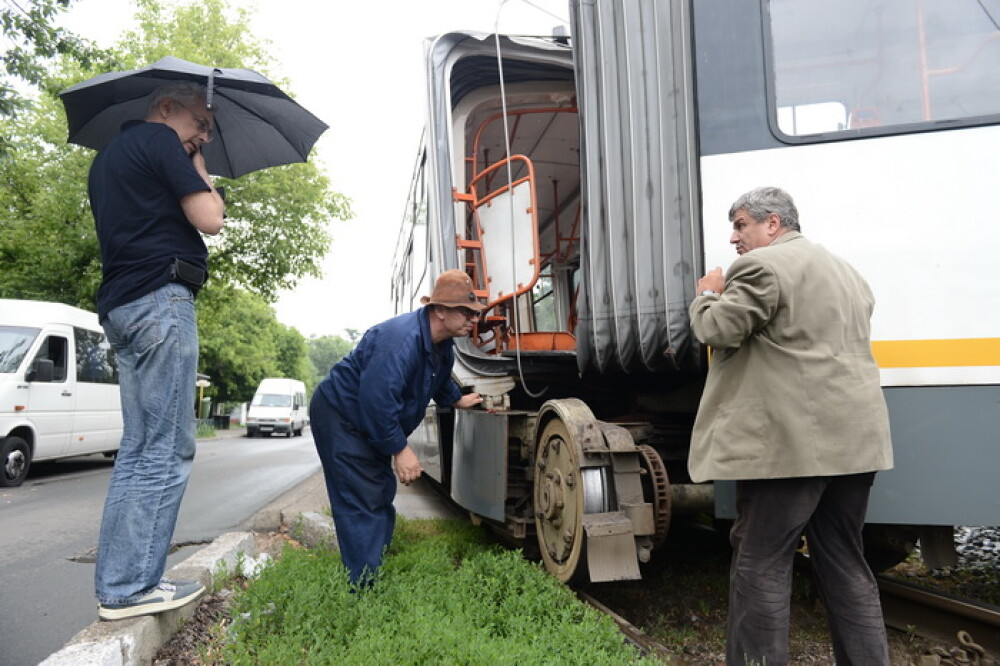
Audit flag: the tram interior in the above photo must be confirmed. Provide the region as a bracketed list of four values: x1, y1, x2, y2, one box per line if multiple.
[451, 81, 582, 357]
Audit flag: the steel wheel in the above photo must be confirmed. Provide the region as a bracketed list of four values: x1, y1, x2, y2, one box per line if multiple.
[534, 415, 611, 582]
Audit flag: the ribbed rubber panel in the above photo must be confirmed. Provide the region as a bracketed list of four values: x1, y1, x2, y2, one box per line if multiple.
[570, 0, 702, 374]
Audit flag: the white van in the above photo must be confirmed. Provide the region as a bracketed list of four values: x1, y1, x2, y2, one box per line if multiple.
[246, 377, 308, 438]
[0, 299, 123, 487]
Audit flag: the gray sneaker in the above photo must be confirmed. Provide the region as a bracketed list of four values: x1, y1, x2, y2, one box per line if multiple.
[98, 579, 205, 621]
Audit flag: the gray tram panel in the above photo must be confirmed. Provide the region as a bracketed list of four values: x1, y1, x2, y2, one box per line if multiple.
[452, 409, 507, 521]
[712, 385, 999, 526]
[866, 385, 1000, 526]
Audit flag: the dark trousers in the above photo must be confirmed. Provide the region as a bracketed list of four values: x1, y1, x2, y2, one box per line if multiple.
[309, 393, 397, 586]
[727, 473, 890, 666]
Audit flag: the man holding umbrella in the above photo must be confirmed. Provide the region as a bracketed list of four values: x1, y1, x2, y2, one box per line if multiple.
[88, 81, 224, 620]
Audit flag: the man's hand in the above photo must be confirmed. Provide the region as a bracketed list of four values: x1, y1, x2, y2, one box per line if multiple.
[697, 267, 725, 295]
[393, 445, 423, 486]
[454, 392, 483, 409]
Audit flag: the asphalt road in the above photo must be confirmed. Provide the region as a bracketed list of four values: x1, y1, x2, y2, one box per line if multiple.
[0, 428, 320, 666]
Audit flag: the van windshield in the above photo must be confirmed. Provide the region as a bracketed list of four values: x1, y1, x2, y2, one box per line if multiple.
[0, 326, 41, 374]
[253, 393, 291, 408]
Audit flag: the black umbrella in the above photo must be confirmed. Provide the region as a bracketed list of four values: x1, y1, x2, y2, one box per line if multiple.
[58, 56, 328, 178]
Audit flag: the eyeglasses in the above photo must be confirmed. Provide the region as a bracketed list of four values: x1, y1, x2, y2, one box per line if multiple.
[452, 307, 481, 320]
[173, 100, 214, 141]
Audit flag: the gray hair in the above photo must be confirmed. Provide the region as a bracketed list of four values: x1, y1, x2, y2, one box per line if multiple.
[728, 186, 801, 232]
[145, 81, 208, 119]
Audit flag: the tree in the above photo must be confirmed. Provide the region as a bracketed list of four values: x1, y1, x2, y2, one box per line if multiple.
[197, 285, 312, 403]
[0, 91, 103, 306]
[1, 0, 106, 116]
[307, 333, 357, 385]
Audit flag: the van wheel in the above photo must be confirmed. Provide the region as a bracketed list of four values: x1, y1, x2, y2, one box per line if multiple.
[1, 436, 31, 488]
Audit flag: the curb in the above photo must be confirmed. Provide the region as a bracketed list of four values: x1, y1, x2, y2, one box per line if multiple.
[39, 533, 257, 666]
[292, 511, 338, 550]
[38, 470, 457, 664]
[40, 467, 333, 666]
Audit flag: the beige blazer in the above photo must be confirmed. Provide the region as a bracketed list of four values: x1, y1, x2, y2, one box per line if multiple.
[688, 232, 893, 482]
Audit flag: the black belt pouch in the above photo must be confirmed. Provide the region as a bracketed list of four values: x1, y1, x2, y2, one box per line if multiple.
[169, 257, 207, 289]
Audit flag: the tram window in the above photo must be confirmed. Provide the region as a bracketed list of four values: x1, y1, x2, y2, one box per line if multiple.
[777, 102, 847, 135]
[767, 0, 1000, 138]
[531, 274, 558, 332]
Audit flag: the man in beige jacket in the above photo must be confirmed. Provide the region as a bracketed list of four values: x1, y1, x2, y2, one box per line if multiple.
[689, 186, 893, 665]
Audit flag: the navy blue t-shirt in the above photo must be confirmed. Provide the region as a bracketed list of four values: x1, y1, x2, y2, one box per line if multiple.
[89, 120, 212, 321]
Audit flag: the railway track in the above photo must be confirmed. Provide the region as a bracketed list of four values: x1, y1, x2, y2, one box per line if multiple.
[576, 589, 675, 662]
[878, 574, 1000, 663]
[575, 571, 1000, 664]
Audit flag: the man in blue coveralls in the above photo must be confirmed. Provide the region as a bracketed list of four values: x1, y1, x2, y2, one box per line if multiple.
[310, 269, 485, 585]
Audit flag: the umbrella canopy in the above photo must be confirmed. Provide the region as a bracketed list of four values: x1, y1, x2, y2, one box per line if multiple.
[58, 56, 328, 178]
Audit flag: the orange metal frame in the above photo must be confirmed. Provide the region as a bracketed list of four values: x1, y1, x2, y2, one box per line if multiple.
[453, 107, 580, 355]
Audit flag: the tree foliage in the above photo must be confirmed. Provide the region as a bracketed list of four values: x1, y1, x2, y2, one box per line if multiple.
[0, 0, 353, 400]
[196, 285, 313, 403]
[306, 333, 358, 385]
[0, 0, 106, 116]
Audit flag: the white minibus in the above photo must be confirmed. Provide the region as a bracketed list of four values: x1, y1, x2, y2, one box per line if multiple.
[0, 299, 122, 487]
[245, 377, 308, 438]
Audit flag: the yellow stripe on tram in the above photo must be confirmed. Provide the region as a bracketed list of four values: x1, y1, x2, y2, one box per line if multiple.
[871, 338, 1000, 368]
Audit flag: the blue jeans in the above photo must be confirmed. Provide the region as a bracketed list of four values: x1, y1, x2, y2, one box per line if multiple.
[95, 283, 199, 605]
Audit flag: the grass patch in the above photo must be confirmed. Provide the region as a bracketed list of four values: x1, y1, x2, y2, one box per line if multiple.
[220, 517, 657, 665]
[195, 421, 216, 438]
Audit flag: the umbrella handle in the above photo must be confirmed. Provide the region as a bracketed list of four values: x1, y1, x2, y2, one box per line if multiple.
[206, 68, 222, 110]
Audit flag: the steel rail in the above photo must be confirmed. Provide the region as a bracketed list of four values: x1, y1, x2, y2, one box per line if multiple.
[878, 574, 1000, 659]
[576, 589, 675, 661]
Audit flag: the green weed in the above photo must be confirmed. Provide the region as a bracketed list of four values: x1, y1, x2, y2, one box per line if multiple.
[219, 517, 657, 665]
[196, 421, 216, 439]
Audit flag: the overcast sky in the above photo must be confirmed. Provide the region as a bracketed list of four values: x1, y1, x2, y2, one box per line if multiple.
[60, 0, 570, 338]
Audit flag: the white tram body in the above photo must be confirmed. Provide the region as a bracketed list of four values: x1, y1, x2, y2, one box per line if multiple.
[392, 0, 1000, 581]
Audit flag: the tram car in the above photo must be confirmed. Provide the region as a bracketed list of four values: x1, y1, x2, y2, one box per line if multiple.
[390, 0, 1000, 582]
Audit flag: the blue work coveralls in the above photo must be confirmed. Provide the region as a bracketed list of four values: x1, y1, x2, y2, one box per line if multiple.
[310, 307, 462, 584]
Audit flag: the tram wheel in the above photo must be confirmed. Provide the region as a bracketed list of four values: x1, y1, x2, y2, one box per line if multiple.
[533, 411, 612, 582]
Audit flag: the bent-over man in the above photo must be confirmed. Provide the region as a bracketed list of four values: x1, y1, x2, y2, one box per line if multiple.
[310, 270, 485, 586]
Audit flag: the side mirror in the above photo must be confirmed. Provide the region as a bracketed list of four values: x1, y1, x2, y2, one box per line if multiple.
[27, 358, 55, 383]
